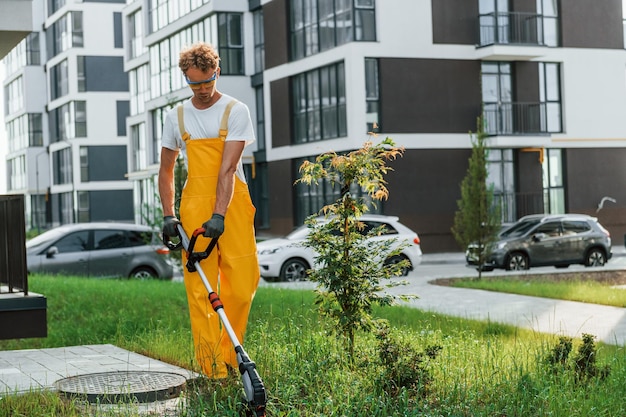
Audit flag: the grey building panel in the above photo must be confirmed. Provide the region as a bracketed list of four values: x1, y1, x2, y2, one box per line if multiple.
[379, 58, 482, 134]
[270, 77, 291, 147]
[514, 62, 540, 102]
[263, 0, 289, 69]
[87, 145, 128, 181]
[561, 0, 623, 48]
[113, 12, 123, 48]
[431, 0, 478, 45]
[265, 159, 295, 235]
[85, 56, 129, 91]
[116, 101, 129, 136]
[89, 190, 134, 222]
[83, 0, 124, 3]
[386, 148, 472, 252]
[515, 149, 544, 216]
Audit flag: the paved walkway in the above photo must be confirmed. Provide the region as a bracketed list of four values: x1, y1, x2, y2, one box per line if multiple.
[2, 249, 625, 396]
[0, 344, 197, 395]
[396, 247, 626, 346]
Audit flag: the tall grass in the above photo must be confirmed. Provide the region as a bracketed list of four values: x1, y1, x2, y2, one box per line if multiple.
[444, 273, 626, 307]
[1, 275, 626, 416]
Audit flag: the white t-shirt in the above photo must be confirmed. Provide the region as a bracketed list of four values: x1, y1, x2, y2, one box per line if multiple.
[161, 94, 255, 182]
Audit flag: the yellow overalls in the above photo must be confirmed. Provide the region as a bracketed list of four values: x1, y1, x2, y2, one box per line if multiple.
[177, 101, 260, 379]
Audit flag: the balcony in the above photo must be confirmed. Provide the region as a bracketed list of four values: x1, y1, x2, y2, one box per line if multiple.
[483, 102, 556, 136]
[476, 12, 558, 61]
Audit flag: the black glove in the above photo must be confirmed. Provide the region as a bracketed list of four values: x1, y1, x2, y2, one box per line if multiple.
[202, 214, 225, 238]
[163, 215, 181, 238]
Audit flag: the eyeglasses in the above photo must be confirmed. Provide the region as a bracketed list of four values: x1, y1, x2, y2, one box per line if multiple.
[185, 72, 217, 90]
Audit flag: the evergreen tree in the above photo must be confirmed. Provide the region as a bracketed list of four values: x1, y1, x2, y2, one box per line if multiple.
[451, 117, 501, 279]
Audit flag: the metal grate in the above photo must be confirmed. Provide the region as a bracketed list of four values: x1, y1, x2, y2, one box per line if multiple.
[55, 371, 187, 404]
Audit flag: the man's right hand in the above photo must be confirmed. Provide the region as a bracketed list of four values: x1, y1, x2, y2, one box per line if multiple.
[163, 216, 181, 237]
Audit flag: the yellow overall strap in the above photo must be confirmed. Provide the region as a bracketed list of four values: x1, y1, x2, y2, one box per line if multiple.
[219, 100, 239, 141]
[177, 105, 191, 142]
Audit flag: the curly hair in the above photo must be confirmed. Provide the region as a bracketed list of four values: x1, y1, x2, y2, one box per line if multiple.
[178, 42, 220, 73]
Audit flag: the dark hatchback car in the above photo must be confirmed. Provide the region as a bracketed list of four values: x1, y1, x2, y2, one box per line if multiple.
[26, 222, 175, 279]
[466, 214, 612, 271]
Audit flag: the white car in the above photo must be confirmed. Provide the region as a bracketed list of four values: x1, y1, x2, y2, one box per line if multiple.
[257, 214, 422, 281]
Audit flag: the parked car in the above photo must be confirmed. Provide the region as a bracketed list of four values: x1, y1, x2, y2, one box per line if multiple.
[26, 222, 175, 279]
[465, 213, 612, 271]
[257, 214, 422, 282]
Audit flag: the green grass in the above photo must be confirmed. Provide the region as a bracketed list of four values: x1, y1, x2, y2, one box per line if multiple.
[1, 275, 626, 416]
[441, 272, 626, 307]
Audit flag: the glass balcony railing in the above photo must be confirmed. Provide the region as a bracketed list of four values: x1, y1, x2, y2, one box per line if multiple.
[478, 12, 558, 47]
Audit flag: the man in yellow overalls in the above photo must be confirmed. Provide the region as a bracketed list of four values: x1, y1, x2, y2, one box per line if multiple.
[158, 42, 260, 379]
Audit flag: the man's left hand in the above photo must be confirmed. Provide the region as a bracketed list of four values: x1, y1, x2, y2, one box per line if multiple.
[202, 214, 225, 238]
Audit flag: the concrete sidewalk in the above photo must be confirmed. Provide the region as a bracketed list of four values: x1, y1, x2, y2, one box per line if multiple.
[0, 344, 197, 396]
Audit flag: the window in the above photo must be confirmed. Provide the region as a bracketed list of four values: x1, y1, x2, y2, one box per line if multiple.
[482, 62, 512, 135]
[7, 115, 27, 152]
[5, 31, 42, 72]
[292, 62, 347, 144]
[537, 0, 559, 47]
[77, 57, 85, 92]
[128, 10, 146, 59]
[539, 62, 562, 133]
[50, 59, 69, 100]
[29, 114, 43, 146]
[151, 101, 183, 163]
[59, 192, 74, 224]
[5, 76, 24, 115]
[255, 87, 265, 150]
[48, 0, 66, 16]
[49, 12, 83, 59]
[130, 123, 147, 171]
[130, 65, 149, 115]
[487, 149, 516, 222]
[290, 0, 376, 61]
[6, 114, 42, 151]
[218, 13, 244, 75]
[77, 191, 89, 222]
[253, 8, 265, 73]
[8, 155, 26, 191]
[53, 147, 72, 185]
[51, 101, 87, 142]
[543, 148, 565, 214]
[54, 231, 88, 253]
[535, 221, 561, 237]
[364, 58, 380, 132]
[80, 147, 89, 182]
[562, 220, 590, 235]
[94, 230, 128, 250]
[147, 0, 211, 33]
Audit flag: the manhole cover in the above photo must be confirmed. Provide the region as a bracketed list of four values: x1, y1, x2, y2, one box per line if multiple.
[55, 371, 187, 404]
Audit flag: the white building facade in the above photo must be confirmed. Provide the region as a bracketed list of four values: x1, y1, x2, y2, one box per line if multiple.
[3, 0, 133, 230]
[6, 0, 626, 252]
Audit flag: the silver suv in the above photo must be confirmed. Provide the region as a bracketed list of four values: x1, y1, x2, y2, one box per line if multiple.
[466, 214, 612, 271]
[26, 222, 175, 279]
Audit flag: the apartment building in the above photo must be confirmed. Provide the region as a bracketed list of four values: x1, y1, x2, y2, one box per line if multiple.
[3, 0, 133, 230]
[255, 0, 626, 252]
[7, 0, 626, 252]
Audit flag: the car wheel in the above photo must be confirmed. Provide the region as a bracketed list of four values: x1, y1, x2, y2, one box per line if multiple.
[130, 266, 158, 279]
[505, 252, 529, 271]
[585, 248, 607, 267]
[385, 254, 412, 276]
[279, 258, 309, 282]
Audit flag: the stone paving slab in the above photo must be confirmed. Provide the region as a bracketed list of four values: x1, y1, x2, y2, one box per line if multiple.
[0, 344, 198, 395]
